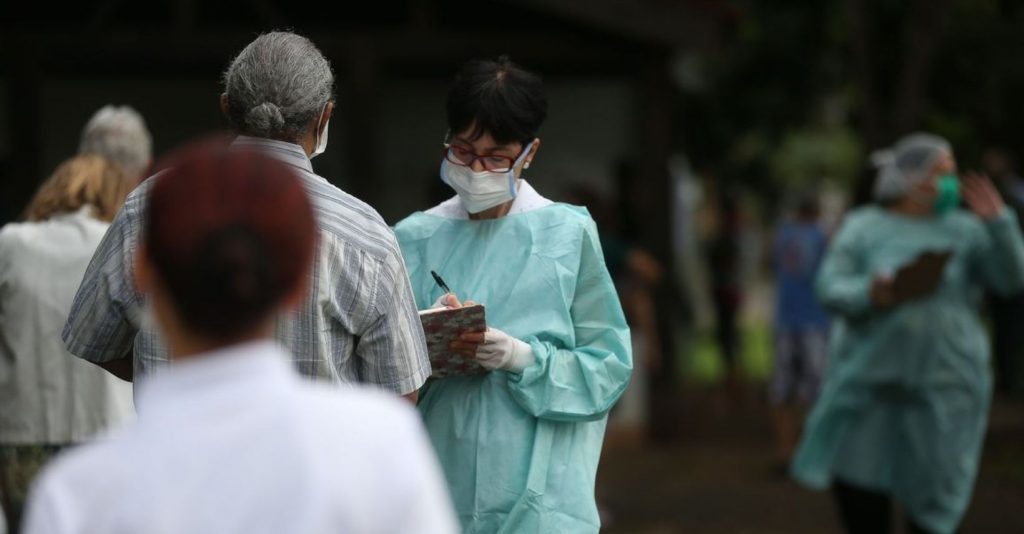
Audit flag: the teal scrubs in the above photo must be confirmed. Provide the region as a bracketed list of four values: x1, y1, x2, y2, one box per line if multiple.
[394, 203, 632, 533]
[792, 207, 1024, 533]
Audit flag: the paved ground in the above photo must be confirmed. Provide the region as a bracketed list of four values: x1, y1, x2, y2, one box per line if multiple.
[597, 388, 1024, 533]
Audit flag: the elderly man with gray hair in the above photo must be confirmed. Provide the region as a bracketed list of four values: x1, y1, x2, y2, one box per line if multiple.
[63, 31, 431, 403]
[78, 105, 153, 182]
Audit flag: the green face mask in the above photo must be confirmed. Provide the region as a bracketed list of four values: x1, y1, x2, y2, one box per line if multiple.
[933, 174, 961, 215]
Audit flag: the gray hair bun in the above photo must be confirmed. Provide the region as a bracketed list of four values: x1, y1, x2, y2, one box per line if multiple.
[222, 32, 334, 141]
[245, 102, 287, 137]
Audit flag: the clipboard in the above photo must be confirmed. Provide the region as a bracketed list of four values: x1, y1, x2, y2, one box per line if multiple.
[419, 304, 488, 378]
[890, 250, 953, 303]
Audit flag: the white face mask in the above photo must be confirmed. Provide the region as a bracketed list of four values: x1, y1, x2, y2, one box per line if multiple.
[440, 141, 534, 214]
[311, 104, 329, 159]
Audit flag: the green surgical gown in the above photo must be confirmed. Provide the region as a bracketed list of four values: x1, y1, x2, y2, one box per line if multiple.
[792, 207, 1024, 533]
[394, 203, 632, 533]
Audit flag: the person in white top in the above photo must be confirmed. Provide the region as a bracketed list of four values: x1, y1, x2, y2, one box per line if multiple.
[20, 142, 458, 534]
[0, 155, 135, 532]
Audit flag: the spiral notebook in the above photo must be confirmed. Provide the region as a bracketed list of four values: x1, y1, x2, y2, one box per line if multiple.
[419, 304, 488, 378]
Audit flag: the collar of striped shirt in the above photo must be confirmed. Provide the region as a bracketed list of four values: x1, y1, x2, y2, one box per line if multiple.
[231, 136, 314, 174]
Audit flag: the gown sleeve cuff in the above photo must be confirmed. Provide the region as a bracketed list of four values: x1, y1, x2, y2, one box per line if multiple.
[986, 207, 1018, 231]
[503, 338, 536, 373]
[506, 338, 548, 384]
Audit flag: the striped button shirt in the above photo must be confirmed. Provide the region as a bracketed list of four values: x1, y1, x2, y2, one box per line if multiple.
[62, 137, 431, 394]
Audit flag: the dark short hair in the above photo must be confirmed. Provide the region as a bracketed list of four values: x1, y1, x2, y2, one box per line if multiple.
[145, 142, 317, 342]
[446, 55, 548, 146]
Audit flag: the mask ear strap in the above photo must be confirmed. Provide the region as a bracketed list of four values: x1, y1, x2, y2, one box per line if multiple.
[516, 140, 536, 168]
[314, 103, 329, 147]
[507, 140, 535, 196]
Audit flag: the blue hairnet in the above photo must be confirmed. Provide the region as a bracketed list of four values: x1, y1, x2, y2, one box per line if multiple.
[872, 133, 953, 202]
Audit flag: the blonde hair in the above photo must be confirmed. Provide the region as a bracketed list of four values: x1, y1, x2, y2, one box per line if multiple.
[23, 155, 132, 223]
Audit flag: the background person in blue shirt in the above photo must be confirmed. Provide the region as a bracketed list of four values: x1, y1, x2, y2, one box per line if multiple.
[770, 195, 831, 468]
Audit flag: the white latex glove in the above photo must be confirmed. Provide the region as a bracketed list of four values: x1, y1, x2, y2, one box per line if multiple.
[430, 293, 461, 309]
[475, 328, 535, 372]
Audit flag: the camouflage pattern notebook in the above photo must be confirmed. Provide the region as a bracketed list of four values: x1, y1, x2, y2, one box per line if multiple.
[419, 305, 488, 378]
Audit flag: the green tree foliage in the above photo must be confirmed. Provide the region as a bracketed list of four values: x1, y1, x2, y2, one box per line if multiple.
[676, 0, 1024, 200]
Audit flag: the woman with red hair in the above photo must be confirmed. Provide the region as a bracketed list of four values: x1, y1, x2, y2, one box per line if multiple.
[21, 145, 457, 534]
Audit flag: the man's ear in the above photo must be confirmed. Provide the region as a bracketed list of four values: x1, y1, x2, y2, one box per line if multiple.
[220, 93, 230, 118]
[320, 101, 335, 137]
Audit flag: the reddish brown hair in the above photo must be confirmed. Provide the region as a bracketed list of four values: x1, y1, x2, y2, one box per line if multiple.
[145, 142, 317, 341]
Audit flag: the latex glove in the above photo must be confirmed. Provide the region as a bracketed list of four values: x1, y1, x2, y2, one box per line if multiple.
[430, 293, 461, 309]
[475, 328, 535, 372]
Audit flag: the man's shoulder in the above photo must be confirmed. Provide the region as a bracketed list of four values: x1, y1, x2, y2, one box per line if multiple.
[300, 175, 399, 261]
[115, 171, 172, 225]
[125, 174, 157, 211]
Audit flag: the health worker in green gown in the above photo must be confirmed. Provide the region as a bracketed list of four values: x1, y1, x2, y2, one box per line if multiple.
[393, 56, 633, 533]
[791, 133, 1024, 534]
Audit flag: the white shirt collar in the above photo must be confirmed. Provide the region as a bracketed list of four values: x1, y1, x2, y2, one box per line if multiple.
[426, 180, 553, 220]
[135, 340, 292, 417]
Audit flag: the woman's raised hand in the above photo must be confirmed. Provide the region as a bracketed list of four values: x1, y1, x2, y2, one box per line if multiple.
[963, 172, 1005, 221]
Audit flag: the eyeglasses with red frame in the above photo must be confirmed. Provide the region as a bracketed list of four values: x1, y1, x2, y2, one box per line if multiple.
[441, 133, 531, 173]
